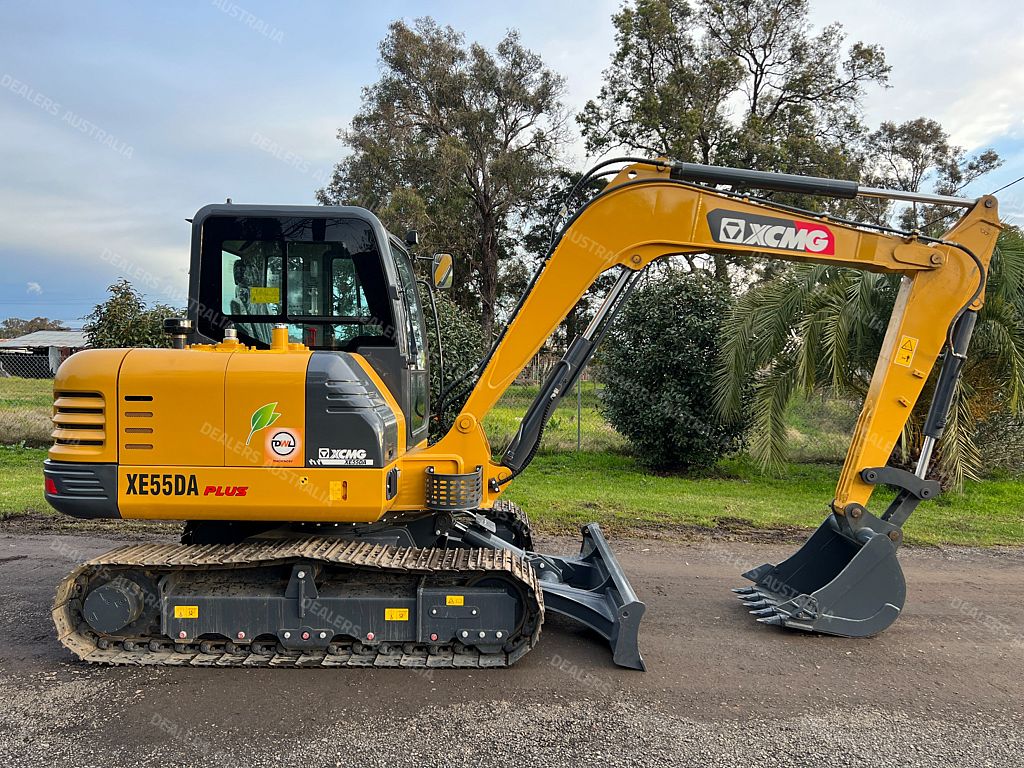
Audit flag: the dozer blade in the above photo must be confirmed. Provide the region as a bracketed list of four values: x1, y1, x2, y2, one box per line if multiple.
[735, 516, 906, 638]
[454, 519, 646, 669]
[535, 524, 646, 670]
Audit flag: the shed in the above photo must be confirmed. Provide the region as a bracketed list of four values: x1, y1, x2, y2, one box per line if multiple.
[0, 330, 89, 378]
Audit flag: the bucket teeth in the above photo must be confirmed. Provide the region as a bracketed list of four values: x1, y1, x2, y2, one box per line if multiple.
[737, 591, 765, 602]
[756, 615, 786, 626]
[732, 587, 757, 595]
[750, 607, 776, 617]
[743, 599, 771, 610]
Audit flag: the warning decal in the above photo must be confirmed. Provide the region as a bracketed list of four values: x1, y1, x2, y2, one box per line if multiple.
[249, 286, 280, 304]
[894, 335, 919, 368]
[174, 605, 199, 619]
[384, 608, 409, 621]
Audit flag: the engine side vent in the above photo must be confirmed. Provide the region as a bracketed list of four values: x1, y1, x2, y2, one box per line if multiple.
[52, 391, 105, 448]
[123, 395, 154, 450]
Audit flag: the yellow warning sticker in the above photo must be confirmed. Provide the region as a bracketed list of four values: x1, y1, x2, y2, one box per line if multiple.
[174, 605, 199, 619]
[249, 286, 280, 304]
[445, 595, 464, 606]
[894, 335, 919, 368]
[384, 608, 409, 621]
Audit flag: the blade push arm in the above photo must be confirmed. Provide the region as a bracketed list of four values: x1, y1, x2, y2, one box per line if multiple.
[403, 161, 1000, 514]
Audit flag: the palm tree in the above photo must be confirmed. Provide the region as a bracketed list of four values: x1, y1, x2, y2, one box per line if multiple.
[716, 226, 1024, 489]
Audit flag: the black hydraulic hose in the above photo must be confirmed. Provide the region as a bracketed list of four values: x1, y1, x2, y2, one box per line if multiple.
[496, 271, 640, 485]
[670, 162, 860, 199]
[557, 174, 987, 376]
[546, 169, 623, 249]
[552, 157, 671, 243]
[495, 360, 569, 487]
[916, 240, 986, 358]
[592, 173, 989, 359]
[441, 159, 670, 415]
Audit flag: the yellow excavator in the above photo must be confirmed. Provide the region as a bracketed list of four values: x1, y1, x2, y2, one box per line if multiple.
[46, 159, 1000, 670]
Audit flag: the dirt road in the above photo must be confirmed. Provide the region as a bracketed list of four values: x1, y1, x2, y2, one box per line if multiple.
[1, 526, 1021, 767]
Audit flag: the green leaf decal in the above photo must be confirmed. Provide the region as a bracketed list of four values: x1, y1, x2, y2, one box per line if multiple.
[246, 402, 282, 445]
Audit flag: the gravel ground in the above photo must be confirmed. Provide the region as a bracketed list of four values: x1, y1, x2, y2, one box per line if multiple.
[1, 526, 1022, 767]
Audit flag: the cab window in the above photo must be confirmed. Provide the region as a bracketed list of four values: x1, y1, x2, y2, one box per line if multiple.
[206, 216, 392, 350]
[394, 252, 427, 367]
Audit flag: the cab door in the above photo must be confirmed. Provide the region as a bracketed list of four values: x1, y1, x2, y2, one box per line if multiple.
[393, 249, 430, 448]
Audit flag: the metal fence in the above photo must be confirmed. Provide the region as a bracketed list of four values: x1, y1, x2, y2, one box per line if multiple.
[0, 353, 58, 379]
[492, 373, 622, 454]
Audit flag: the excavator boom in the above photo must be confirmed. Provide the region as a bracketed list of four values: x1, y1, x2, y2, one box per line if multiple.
[414, 161, 998, 513]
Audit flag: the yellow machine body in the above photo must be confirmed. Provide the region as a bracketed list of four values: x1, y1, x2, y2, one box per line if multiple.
[50, 339, 409, 522]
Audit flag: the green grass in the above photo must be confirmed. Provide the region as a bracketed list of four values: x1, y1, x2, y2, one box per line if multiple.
[5, 444, 1020, 545]
[0, 376, 52, 446]
[504, 452, 1024, 547]
[0, 376, 53, 409]
[482, 379, 625, 454]
[0, 446, 47, 518]
[783, 394, 860, 463]
[3, 377, 1022, 547]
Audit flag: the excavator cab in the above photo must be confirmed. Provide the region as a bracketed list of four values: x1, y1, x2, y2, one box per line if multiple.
[187, 205, 432, 449]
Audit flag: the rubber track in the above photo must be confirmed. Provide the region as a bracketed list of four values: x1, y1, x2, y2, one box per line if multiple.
[486, 498, 534, 551]
[53, 536, 543, 668]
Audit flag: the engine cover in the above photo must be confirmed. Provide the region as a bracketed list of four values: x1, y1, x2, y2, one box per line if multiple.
[44, 345, 403, 523]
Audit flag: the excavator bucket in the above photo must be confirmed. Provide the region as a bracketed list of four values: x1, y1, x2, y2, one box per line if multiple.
[734, 516, 906, 638]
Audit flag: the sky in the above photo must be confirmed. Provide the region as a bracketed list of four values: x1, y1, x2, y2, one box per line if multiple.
[1, 0, 1022, 326]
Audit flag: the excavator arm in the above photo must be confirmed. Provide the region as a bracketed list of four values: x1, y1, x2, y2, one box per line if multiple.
[405, 158, 1000, 653]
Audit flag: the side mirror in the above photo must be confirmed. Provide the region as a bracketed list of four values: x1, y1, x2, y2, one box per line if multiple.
[431, 253, 454, 290]
[405, 230, 419, 247]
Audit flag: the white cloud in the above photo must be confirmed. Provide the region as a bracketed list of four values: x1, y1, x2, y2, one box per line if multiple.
[810, 0, 1024, 151]
[25, 281, 42, 295]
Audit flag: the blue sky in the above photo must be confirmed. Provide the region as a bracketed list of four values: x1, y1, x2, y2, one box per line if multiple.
[1, 0, 1022, 326]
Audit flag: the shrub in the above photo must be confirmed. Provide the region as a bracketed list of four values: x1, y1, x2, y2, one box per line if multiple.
[976, 412, 1024, 476]
[599, 269, 746, 471]
[419, 286, 484, 439]
[84, 279, 179, 348]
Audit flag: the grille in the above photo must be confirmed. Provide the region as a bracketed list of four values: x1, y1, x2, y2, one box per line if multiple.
[48, 464, 108, 499]
[122, 394, 154, 450]
[52, 391, 105, 447]
[424, 466, 483, 511]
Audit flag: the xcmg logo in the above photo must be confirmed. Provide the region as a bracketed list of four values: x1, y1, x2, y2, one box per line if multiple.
[707, 209, 835, 255]
[310, 447, 374, 466]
